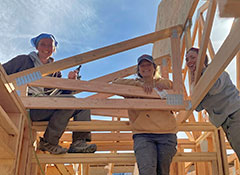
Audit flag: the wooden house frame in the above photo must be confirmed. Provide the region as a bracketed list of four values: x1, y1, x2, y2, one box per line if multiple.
[1, 0, 240, 174]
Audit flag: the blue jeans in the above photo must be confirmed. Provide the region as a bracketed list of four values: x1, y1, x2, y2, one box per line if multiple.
[133, 133, 177, 175]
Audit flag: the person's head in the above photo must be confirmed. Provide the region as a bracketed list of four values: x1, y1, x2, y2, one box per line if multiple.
[137, 54, 157, 79]
[185, 47, 209, 72]
[31, 33, 58, 59]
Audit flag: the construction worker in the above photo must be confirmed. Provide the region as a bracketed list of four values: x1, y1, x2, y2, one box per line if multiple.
[186, 47, 240, 161]
[3, 33, 97, 154]
[113, 54, 177, 175]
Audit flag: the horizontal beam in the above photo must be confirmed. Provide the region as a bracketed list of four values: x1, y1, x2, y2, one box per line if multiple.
[8, 25, 183, 83]
[28, 77, 166, 99]
[91, 109, 128, 117]
[32, 121, 216, 132]
[21, 97, 189, 110]
[33, 152, 217, 164]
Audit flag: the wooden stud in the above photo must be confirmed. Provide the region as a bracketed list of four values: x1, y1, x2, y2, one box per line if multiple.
[170, 29, 183, 93]
[194, 0, 216, 84]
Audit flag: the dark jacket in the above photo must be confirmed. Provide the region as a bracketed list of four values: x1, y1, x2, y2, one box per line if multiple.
[3, 54, 71, 95]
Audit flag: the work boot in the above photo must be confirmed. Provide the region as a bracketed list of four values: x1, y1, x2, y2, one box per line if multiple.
[38, 137, 68, 155]
[68, 140, 97, 153]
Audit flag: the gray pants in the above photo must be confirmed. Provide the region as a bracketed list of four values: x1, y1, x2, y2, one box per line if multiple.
[221, 109, 240, 161]
[133, 133, 177, 175]
[30, 109, 91, 145]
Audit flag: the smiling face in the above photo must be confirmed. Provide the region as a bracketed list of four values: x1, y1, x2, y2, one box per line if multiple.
[138, 59, 155, 79]
[36, 38, 56, 61]
[186, 50, 198, 73]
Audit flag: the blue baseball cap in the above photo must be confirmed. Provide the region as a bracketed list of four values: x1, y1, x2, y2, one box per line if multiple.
[137, 54, 155, 65]
[30, 33, 58, 48]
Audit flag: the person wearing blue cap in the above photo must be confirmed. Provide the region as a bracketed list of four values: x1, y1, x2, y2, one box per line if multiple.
[3, 33, 97, 154]
[113, 54, 177, 175]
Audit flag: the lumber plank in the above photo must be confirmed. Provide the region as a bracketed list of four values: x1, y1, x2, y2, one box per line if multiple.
[0, 127, 16, 159]
[28, 77, 169, 99]
[32, 121, 216, 132]
[91, 109, 128, 117]
[32, 152, 217, 164]
[194, 0, 216, 84]
[21, 97, 189, 110]
[55, 164, 71, 175]
[0, 66, 28, 116]
[0, 106, 18, 135]
[170, 30, 183, 93]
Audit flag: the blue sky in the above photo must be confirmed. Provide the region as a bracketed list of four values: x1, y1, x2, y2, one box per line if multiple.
[0, 0, 234, 83]
[0, 0, 160, 80]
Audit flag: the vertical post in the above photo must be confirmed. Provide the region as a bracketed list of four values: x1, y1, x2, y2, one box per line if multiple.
[213, 129, 223, 175]
[218, 129, 230, 175]
[160, 57, 170, 79]
[170, 28, 183, 94]
[236, 52, 240, 89]
[194, 0, 216, 84]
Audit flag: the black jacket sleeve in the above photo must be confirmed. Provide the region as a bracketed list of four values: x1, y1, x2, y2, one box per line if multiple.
[3, 55, 34, 75]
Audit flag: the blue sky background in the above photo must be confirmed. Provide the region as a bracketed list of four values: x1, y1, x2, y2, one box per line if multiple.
[0, 0, 160, 81]
[0, 0, 234, 83]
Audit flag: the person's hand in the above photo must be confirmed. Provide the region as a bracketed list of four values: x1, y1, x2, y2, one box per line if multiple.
[143, 82, 153, 94]
[155, 83, 169, 91]
[68, 70, 78, 79]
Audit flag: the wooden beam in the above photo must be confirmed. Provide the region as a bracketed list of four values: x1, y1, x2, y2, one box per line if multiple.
[194, 0, 216, 84]
[32, 121, 216, 132]
[0, 127, 16, 159]
[8, 25, 183, 83]
[55, 164, 71, 175]
[199, 14, 215, 59]
[0, 66, 28, 117]
[170, 29, 183, 93]
[91, 109, 128, 117]
[236, 52, 240, 89]
[177, 18, 240, 123]
[21, 97, 189, 110]
[28, 77, 168, 99]
[32, 152, 217, 164]
[85, 56, 165, 99]
[191, 18, 199, 46]
[187, 0, 200, 19]
[0, 106, 18, 136]
[198, 1, 210, 14]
